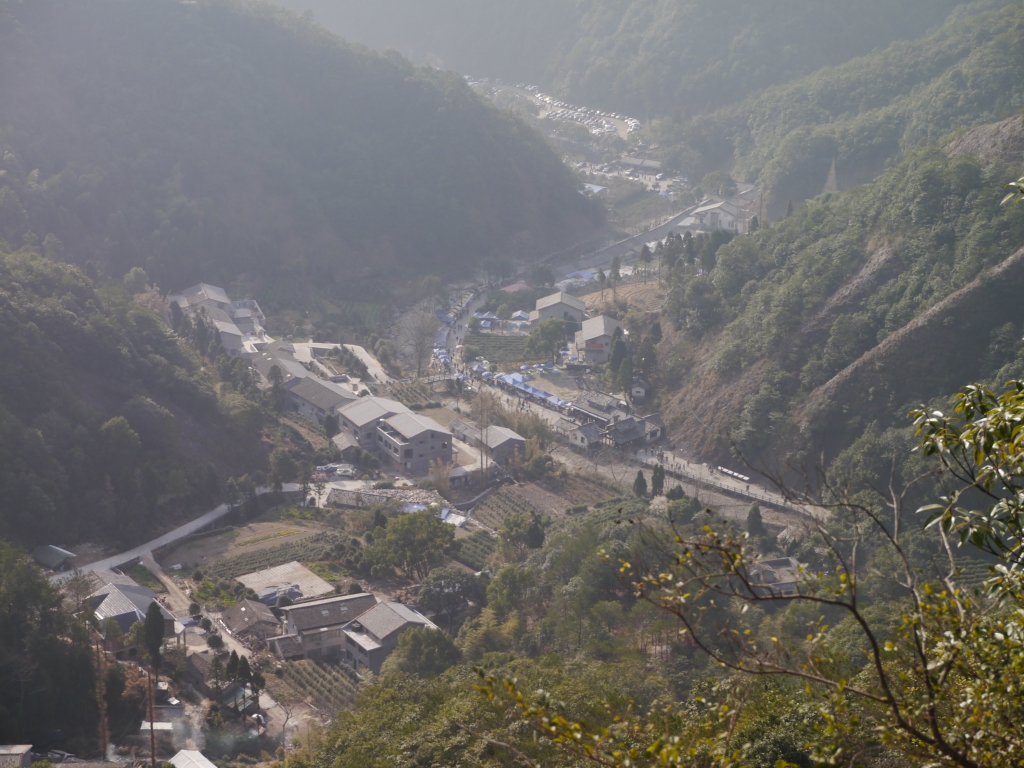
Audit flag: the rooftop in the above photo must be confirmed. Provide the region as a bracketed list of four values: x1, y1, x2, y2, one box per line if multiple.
[170, 751, 218, 768]
[219, 599, 279, 635]
[31, 544, 76, 569]
[89, 583, 173, 633]
[579, 315, 622, 341]
[384, 412, 449, 441]
[344, 601, 435, 642]
[338, 396, 410, 428]
[288, 376, 357, 411]
[484, 425, 525, 449]
[280, 592, 379, 632]
[536, 291, 587, 313]
[236, 561, 334, 599]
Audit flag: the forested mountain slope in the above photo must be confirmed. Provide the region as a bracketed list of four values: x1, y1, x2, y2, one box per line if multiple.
[276, 0, 960, 120]
[659, 118, 1024, 487]
[656, 0, 1024, 217]
[0, 246, 271, 549]
[0, 0, 601, 295]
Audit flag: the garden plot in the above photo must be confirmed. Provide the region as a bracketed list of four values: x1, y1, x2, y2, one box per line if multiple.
[236, 560, 334, 598]
[279, 660, 360, 714]
[472, 488, 540, 531]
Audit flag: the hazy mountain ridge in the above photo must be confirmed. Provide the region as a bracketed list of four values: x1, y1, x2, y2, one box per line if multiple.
[279, 0, 961, 119]
[0, 0, 601, 296]
[659, 122, 1024, 476]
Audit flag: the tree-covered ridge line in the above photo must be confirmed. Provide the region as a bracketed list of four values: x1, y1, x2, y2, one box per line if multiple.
[0, 244, 281, 547]
[0, 0, 601, 298]
[655, 0, 1024, 216]
[657, 129, 1024, 500]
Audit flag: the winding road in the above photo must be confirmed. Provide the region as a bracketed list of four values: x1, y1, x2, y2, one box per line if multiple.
[50, 483, 301, 582]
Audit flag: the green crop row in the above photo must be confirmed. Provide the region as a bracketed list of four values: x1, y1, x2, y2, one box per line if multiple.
[280, 659, 359, 714]
[452, 530, 496, 571]
[205, 532, 356, 579]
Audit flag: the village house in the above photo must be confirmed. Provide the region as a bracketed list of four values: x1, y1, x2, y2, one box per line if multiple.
[167, 283, 267, 356]
[285, 376, 357, 424]
[271, 592, 379, 661]
[448, 419, 525, 467]
[170, 750, 218, 768]
[574, 315, 622, 365]
[377, 412, 453, 476]
[569, 390, 630, 426]
[336, 396, 412, 452]
[341, 601, 438, 673]
[600, 414, 663, 448]
[748, 558, 804, 597]
[630, 377, 649, 401]
[568, 421, 602, 450]
[0, 745, 32, 768]
[31, 544, 76, 572]
[87, 583, 177, 659]
[691, 198, 748, 234]
[528, 291, 587, 325]
[251, 341, 309, 386]
[217, 599, 280, 644]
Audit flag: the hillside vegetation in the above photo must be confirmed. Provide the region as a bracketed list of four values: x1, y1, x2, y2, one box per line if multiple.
[0, 245, 275, 548]
[279, 0, 959, 119]
[656, 0, 1024, 216]
[658, 119, 1024, 491]
[0, 0, 601, 299]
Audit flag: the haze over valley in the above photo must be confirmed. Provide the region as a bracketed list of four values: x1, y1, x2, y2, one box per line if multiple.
[1, 1, 1024, 766]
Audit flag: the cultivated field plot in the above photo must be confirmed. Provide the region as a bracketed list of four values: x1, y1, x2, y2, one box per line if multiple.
[466, 335, 531, 363]
[280, 659, 360, 714]
[204, 531, 350, 580]
[472, 488, 540, 531]
[579, 283, 666, 313]
[324, 300, 383, 329]
[453, 529, 496, 571]
[236, 560, 334, 598]
[156, 521, 318, 573]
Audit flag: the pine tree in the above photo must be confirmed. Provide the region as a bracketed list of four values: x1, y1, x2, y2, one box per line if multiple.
[633, 470, 648, 497]
[651, 465, 664, 495]
[747, 503, 764, 537]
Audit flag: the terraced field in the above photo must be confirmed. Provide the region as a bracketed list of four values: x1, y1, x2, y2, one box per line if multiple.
[205, 531, 354, 579]
[279, 660, 360, 714]
[473, 488, 540, 531]
[453, 529, 497, 571]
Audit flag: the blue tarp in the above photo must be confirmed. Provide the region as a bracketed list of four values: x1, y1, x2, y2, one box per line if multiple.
[480, 320, 492, 329]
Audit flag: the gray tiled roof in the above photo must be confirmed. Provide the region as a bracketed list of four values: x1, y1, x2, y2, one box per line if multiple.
[288, 377, 356, 410]
[337, 396, 409, 428]
[271, 634, 304, 659]
[346, 601, 433, 641]
[579, 315, 622, 341]
[31, 544, 75, 569]
[484, 425, 524, 449]
[90, 583, 173, 633]
[281, 593, 378, 632]
[536, 292, 586, 312]
[219, 599, 278, 636]
[385, 412, 449, 440]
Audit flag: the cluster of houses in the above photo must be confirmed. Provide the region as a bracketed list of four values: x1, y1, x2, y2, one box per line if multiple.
[557, 388, 663, 451]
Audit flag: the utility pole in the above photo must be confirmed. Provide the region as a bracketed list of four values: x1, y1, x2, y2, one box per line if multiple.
[94, 642, 109, 759]
[149, 671, 156, 768]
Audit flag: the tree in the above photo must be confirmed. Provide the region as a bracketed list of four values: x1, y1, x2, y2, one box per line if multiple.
[632, 470, 647, 497]
[418, 567, 483, 631]
[525, 318, 567, 363]
[650, 464, 664, 496]
[615, 355, 634, 393]
[269, 447, 297, 492]
[746, 503, 764, 537]
[496, 512, 545, 563]
[366, 510, 455, 580]
[786, 198, 794, 217]
[123, 266, 149, 294]
[636, 335, 656, 379]
[638, 244, 652, 282]
[143, 601, 164, 768]
[597, 268, 606, 298]
[609, 256, 621, 296]
[402, 312, 441, 378]
[700, 170, 737, 197]
[62, 569, 93, 613]
[379, 627, 462, 677]
[530, 263, 555, 287]
[169, 300, 184, 331]
[608, 336, 628, 373]
[324, 414, 339, 440]
[249, 670, 265, 721]
[209, 654, 225, 699]
[267, 364, 286, 412]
